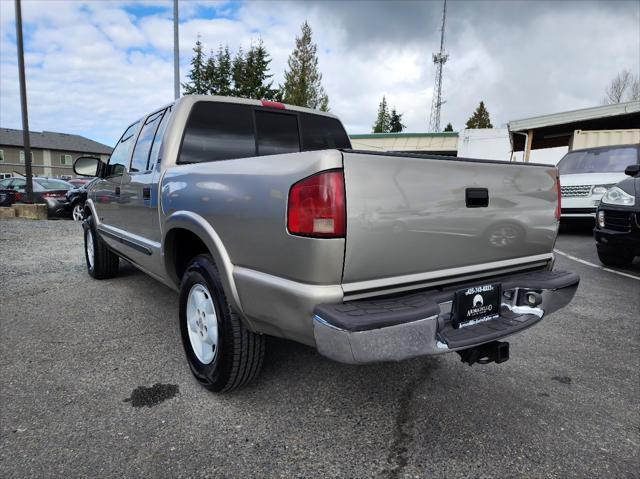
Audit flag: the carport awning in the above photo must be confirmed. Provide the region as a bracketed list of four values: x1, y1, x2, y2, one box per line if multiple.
[509, 101, 640, 151]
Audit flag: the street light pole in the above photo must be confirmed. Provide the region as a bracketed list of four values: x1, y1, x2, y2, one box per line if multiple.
[173, 0, 180, 100]
[14, 0, 34, 203]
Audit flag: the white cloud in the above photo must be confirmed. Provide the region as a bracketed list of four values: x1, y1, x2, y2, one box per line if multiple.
[0, 0, 638, 146]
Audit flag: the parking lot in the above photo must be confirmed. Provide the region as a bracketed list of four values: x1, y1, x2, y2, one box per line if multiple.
[0, 219, 638, 478]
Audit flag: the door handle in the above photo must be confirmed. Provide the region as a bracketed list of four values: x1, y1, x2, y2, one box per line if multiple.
[115, 186, 120, 196]
[143, 187, 151, 200]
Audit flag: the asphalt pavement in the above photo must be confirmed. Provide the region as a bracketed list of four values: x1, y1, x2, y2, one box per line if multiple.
[1, 219, 638, 478]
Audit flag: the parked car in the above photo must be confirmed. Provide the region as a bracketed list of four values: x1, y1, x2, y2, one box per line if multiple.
[593, 164, 640, 266]
[558, 144, 640, 219]
[67, 178, 94, 188]
[0, 177, 73, 217]
[0, 178, 20, 206]
[73, 96, 579, 393]
[66, 177, 98, 221]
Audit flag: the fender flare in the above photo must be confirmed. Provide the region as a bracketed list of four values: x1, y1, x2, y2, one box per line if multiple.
[163, 211, 251, 326]
[84, 198, 100, 225]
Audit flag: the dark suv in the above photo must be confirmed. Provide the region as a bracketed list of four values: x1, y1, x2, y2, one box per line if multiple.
[593, 164, 640, 267]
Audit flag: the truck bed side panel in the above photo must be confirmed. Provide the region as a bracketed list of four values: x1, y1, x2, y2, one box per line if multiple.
[161, 149, 344, 285]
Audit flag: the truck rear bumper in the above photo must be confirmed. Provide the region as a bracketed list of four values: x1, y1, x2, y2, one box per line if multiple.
[313, 269, 579, 364]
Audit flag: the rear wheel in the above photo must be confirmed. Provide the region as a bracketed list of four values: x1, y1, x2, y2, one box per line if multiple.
[84, 216, 119, 279]
[179, 254, 265, 392]
[596, 245, 633, 267]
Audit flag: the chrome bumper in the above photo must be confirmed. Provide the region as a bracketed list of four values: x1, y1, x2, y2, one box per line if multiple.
[313, 271, 579, 364]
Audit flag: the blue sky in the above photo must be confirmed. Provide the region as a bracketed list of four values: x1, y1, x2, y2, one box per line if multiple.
[0, 0, 638, 147]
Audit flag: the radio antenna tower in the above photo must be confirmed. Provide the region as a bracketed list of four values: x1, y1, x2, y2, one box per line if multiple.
[428, 0, 448, 132]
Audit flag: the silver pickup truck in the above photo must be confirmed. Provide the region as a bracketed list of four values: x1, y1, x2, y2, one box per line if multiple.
[74, 96, 579, 393]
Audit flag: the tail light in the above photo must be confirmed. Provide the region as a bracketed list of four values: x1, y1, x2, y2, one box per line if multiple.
[555, 176, 561, 221]
[14, 192, 22, 202]
[287, 170, 346, 238]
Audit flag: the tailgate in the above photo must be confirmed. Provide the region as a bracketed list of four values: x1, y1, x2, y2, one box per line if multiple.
[342, 151, 558, 289]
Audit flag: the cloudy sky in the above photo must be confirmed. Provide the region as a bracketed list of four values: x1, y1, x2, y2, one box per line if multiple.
[0, 0, 638, 147]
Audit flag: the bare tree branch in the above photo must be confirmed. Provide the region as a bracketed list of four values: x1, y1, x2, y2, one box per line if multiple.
[604, 69, 639, 104]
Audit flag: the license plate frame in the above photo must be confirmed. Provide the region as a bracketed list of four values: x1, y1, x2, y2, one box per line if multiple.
[452, 283, 501, 329]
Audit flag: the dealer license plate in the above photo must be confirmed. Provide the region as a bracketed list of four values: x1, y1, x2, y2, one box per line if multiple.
[452, 283, 501, 328]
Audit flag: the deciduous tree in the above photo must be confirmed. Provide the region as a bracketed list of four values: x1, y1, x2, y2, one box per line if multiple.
[603, 69, 640, 104]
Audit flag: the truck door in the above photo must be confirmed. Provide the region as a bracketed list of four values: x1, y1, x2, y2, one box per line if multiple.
[92, 121, 139, 229]
[111, 108, 170, 267]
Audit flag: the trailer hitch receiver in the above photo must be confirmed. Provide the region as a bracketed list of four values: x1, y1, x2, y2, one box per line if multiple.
[457, 341, 510, 366]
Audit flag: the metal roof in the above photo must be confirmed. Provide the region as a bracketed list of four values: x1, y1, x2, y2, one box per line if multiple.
[509, 101, 640, 132]
[349, 132, 458, 139]
[0, 128, 112, 155]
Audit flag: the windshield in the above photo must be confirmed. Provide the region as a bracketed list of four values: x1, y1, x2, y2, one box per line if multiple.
[558, 146, 639, 175]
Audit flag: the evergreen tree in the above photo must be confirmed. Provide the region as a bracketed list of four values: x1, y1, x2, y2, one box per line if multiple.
[465, 101, 493, 129]
[211, 45, 233, 96]
[182, 38, 208, 95]
[280, 21, 329, 110]
[389, 107, 406, 133]
[232, 47, 247, 97]
[372, 96, 390, 133]
[241, 40, 278, 100]
[203, 49, 216, 94]
[443, 122, 454, 132]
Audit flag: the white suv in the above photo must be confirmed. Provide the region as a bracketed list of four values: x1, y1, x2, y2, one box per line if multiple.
[558, 144, 640, 219]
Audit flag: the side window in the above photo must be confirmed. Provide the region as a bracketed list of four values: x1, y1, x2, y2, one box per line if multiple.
[130, 110, 165, 173]
[180, 102, 255, 164]
[255, 110, 300, 156]
[300, 113, 351, 151]
[108, 122, 140, 177]
[0, 178, 11, 188]
[148, 107, 172, 170]
[11, 179, 26, 192]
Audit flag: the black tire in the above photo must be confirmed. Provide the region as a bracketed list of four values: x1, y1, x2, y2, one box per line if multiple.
[84, 216, 119, 279]
[179, 254, 265, 392]
[596, 245, 633, 267]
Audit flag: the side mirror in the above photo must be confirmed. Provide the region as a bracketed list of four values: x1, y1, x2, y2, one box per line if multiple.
[73, 156, 104, 177]
[624, 164, 640, 177]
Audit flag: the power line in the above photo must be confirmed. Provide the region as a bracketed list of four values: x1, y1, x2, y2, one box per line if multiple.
[428, 0, 448, 133]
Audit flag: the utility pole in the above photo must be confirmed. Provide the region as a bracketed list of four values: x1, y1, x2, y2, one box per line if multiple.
[14, 0, 34, 203]
[428, 0, 448, 133]
[173, 0, 180, 100]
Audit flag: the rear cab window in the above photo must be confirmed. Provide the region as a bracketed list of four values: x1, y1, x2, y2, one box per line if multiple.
[180, 103, 255, 164]
[179, 101, 351, 164]
[255, 110, 300, 156]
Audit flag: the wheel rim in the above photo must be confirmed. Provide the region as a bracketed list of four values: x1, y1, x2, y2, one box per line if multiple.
[186, 283, 219, 365]
[86, 229, 94, 269]
[72, 204, 83, 221]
